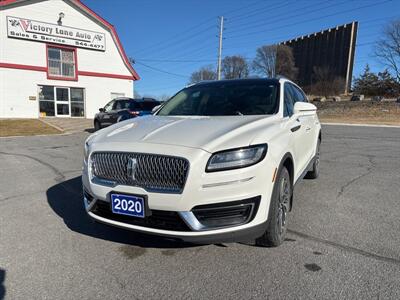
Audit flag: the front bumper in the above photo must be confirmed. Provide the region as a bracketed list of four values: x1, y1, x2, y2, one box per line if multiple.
[84, 192, 266, 243]
[82, 143, 275, 243]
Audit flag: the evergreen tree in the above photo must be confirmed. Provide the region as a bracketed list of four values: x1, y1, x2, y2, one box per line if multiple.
[353, 64, 380, 96]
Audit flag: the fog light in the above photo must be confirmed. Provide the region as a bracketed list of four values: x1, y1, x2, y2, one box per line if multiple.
[192, 196, 260, 229]
[83, 190, 94, 205]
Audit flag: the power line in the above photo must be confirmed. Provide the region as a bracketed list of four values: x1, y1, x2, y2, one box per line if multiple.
[133, 18, 215, 56]
[152, 38, 216, 62]
[356, 41, 376, 47]
[227, 0, 392, 39]
[135, 24, 216, 58]
[134, 58, 216, 63]
[227, 0, 336, 32]
[134, 61, 189, 78]
[133, 0, 268, 57]
[226, 1, 292, 23]
[220, 0, 267, 19]
[134, 16, 390, 64]
[223, 15, 394, 51]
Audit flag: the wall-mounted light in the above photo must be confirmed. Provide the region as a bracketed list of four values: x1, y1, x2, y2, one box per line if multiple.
[57, 12, 65, 25]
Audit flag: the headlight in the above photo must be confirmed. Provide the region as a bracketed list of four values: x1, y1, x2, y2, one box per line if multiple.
[206, 144, 268, 172]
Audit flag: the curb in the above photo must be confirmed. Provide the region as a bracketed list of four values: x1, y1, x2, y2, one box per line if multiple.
[321, 122, 400, 128]
[38, 118, 65, 133]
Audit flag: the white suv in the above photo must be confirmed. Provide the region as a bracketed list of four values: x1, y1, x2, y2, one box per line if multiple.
[82, 78, 321, 246]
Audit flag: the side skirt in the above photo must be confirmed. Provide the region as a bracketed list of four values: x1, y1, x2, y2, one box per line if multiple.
[294, 155, 317, 187]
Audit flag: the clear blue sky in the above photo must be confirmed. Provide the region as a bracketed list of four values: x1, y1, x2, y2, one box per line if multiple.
[83, 0, 399, 98]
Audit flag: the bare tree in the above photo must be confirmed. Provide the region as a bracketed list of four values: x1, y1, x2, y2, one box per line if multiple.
[222, 55, 249, 79]
[158, 94, 171, 102]
[189, 65, 217, 83]
[375, 19, 400, 82]
[252, 45, 277, 77]
[275, 45, 298, 80]
[310, 66, 345, 97]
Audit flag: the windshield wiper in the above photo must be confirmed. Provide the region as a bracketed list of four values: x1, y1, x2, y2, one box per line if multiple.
[235, 111, 244, 116]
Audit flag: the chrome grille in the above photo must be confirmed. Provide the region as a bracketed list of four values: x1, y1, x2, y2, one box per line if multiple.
[90, 152, 189, 193]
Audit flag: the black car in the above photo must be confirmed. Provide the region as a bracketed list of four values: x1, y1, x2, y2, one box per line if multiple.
[94, 97, 160, 131]
[371, 96, 384, 102]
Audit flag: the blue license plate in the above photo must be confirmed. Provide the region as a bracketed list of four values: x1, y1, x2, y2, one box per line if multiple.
[111, 193, 145, 218]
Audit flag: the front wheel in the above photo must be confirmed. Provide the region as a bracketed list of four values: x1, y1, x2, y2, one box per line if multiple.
[256, 166, 292, 247]
[94, 120, 101, 131]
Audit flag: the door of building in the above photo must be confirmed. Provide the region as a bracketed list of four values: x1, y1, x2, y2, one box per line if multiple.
[55, 87, 70, 117]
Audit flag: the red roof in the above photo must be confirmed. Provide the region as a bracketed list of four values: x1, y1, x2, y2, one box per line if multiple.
[1, 0, 140, 80]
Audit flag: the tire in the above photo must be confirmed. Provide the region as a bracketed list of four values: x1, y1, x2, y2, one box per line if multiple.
[305, 139, 321, 179]
[94, 120, 101, 131]
[256, 166, 292, 247]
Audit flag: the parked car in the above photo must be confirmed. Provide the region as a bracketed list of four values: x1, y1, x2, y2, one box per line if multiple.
[371, 96, 384, 102]
[351, 95, 361, 101]
[312, 97, 325, 102]
[94, 97, 160, 131]
[83, 78, 321, 247]
[397, 97, 400, 103]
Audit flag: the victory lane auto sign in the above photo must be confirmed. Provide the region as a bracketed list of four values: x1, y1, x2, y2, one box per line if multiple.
[7, 16, 106, 51]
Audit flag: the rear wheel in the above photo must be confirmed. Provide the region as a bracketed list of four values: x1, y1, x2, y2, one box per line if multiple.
[256, 166, 292, 247]
[94, 120, 101, 131]
[305, 139, 321, 179]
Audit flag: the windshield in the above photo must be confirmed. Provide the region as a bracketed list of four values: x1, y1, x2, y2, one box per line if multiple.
[157, 81, 279, 116]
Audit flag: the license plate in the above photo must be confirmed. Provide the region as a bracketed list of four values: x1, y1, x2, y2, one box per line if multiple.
[111, 193, 145, 218]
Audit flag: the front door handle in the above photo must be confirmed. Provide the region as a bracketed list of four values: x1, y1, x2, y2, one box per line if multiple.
[291, 124, 301, 132]
[306, 126, 311, 132]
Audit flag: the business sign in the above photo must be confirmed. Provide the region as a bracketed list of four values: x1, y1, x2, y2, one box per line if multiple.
[7, 16, 106, 51]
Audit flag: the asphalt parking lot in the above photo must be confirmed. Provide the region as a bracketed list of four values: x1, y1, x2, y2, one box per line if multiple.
[0, 125, 399, 299]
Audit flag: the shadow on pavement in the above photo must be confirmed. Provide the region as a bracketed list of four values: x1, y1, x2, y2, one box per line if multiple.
[46, 176, 195, 249]
[0, 269, 5, 300]
[84, 128, 95, 133]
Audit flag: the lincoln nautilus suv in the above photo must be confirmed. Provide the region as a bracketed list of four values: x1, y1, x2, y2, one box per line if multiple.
[82, 78, 321, 246]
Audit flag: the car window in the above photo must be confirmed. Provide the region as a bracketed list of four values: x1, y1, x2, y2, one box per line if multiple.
[114, 101, 123, 110]
[290, 84, 307, 102]
[115, 100, 131, 110]
[137, 101, 161, 111]
[128, 102, 139, 110]
[157, 81, 279, 116]
[103, 100, 114, 113]
[284, 83, 295, 117]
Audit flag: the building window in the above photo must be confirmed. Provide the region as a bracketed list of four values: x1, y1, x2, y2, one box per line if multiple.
[47, 46, 77, 80]
[70, 88, 85, 117]
[38, 85, 55, 117]
[38, 85, 85, 117]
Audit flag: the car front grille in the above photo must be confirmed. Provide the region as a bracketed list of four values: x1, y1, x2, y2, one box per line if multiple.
[90, 152, 189, 193]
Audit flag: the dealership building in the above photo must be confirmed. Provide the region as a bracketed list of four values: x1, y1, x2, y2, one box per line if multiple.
[0, 0, 139, 118]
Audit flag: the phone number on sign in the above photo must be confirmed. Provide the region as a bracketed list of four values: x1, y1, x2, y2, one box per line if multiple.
[75, 41, 105, 50]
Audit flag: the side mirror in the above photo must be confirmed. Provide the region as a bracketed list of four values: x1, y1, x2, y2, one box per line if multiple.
[151, 105, 161, 114]
[293, 102, 317, 116]
[99, 108, 104, 112]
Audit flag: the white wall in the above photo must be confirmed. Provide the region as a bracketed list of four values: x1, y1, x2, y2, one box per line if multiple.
[0, 68, 133, 118]
[0, 0, 135, 118]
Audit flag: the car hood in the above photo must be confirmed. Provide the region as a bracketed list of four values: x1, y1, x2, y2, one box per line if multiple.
[92, 115, 280, 153]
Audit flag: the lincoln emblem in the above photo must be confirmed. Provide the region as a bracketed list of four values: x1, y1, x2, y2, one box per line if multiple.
[127, 158, 137, 180]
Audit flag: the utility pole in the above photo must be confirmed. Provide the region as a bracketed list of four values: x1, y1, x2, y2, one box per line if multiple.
[217, 16, 224, 80]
